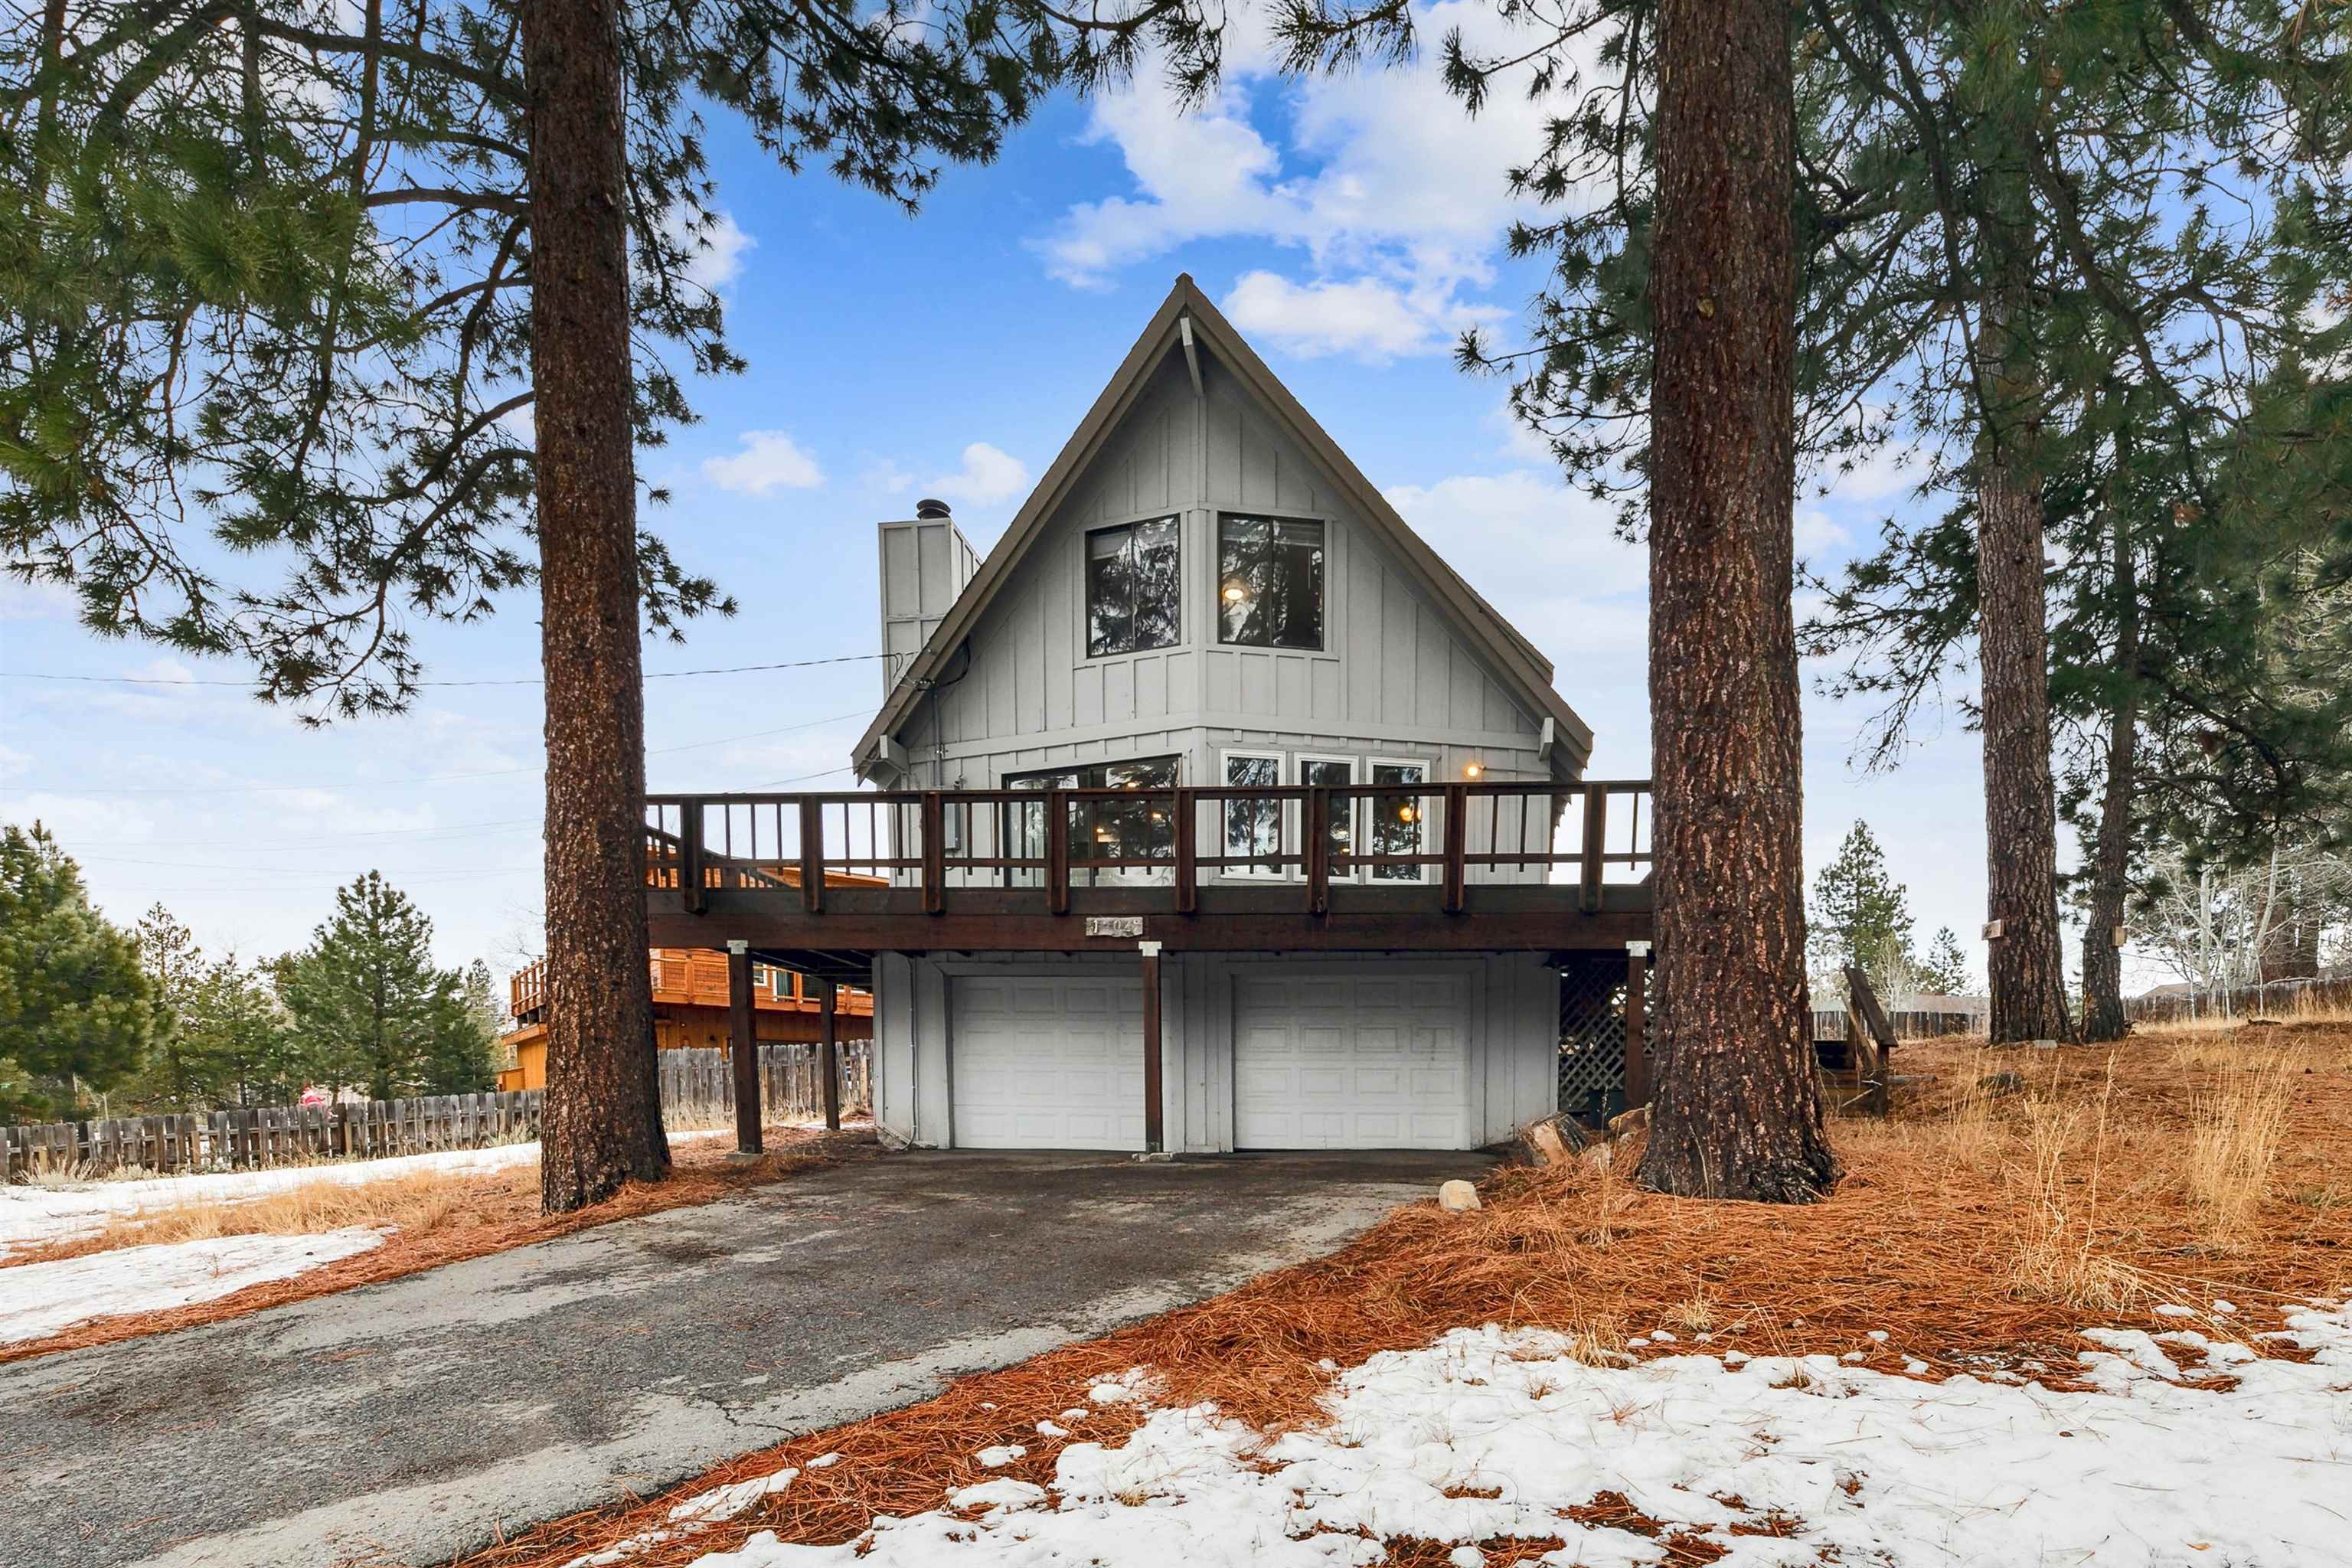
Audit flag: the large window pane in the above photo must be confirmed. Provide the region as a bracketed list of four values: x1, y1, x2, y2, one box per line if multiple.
[1367, 761, 1427, 880]
[1006, 757, 1178, 865]
[1223, 754, 1282, 868]
[1219, 514, 1325, 648]
[1086, 518, 1181, 658]
[1302, 757, 1354, 866]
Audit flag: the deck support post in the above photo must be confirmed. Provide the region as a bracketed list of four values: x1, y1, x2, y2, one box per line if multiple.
[818, 978, 841, 1132]
[727, 940, 761, 1156]
[1139, 939, 1165, 1154]
[1623, 939, 1652, 1110]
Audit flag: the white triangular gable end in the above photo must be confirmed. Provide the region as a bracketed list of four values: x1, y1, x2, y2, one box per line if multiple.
[853, 276, 1596, 786]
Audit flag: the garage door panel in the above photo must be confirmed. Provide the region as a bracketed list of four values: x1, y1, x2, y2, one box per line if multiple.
[952, 975, 1145, 1151]
[1234, 972, 1470, 1150]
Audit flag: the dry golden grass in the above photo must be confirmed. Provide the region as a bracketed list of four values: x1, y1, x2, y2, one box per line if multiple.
[0, 1125, 877, 1365]
[452, 1018, 2352, 1568]
[2184, 1048, 2299, 1245]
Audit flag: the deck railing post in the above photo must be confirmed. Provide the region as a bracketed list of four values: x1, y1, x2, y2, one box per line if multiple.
[1305, 789, 1331, 916]
[681, 802, 708, 913]
[1172, 788, 1197, 914]
[1441, 783, 1468, 913]
[798, 798, 825, 913]
[1047, 789, 1072, 914]
[920, 791, 946, 914]
[1579, 786, 1608, 914]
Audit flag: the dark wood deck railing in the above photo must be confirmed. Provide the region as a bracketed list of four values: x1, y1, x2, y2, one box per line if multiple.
[645, 779, 1651, 920]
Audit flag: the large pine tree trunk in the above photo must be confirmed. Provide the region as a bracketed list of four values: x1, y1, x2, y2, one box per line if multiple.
[523, 0, 669, 1212]
[2080, 464, 2136, 1043]
[1975, 286, 2077, 1046]
[1634, 0, 1837, 1204]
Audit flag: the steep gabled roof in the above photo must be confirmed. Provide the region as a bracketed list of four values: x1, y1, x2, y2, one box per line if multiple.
[852, 276, 1596, 773]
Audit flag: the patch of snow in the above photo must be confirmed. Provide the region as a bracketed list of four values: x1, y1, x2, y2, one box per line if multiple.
[0, 1228, 387, 1345]
[679, 1299, 2352, 1567]
[0, 1130, 730, 1257]
[2155, 1303, 2197, 1318]
[1035, 1421, 1068, 1438]
[973, 1445, 1025, 1468]
[2213, 1299, 2239, 1315]
[807, 1452, 841, 1469]
[560, 1464, 797, 1567]
[1057, 1408, 1089, 1422]
[1866, 1329, 1888, 1341]
[949, 1479, 1045, 1513]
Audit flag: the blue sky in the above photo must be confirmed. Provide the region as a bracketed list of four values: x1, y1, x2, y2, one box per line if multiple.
[2, 5, 2076, 993]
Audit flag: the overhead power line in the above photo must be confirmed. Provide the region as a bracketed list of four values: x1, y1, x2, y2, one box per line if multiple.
[6, 707, 874, 797]
[0, 653, 889, 688]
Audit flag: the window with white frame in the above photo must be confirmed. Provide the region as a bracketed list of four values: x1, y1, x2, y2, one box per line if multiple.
[1364, 758, 1433, 880]
[1298, 754, 1356, 871]
[1219, 750, 1285, 876]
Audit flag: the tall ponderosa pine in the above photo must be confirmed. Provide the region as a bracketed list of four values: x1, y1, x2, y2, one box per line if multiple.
[1274, 0, 1834, 1198]
[0, 822, 161, 1119]
[3, 0, 1227, 1210]
[1631, 0, 1835, 1200]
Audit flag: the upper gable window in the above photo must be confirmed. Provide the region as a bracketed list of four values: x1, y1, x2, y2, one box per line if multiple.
[1219, 514, 1325, 650]
[1085, 517, 1181, 658]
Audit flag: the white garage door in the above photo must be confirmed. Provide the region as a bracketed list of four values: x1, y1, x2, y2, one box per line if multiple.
[951, 975, 1147, 1150]
[1233, 972, 1471, 1149]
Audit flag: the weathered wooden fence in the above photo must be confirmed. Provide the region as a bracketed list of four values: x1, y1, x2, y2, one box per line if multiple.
[657, 1041, 873, 1125]
[5, 1041, 873, 1179]
[1811, 1008, 1984, 1042]
[2128, 973, 2352, 1025]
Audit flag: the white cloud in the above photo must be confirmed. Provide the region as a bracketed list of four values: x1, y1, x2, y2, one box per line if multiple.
[1795, 508, 1852, 559]
[659, 206, 755, 297]
[1031, 2, 1589, 361]
[0, 743, 26, 782]
[1223, 272, 1498, 361]
[702, 430, 825, 495]
[923, 443, 1032, 508]
[0, 575, 77, 621]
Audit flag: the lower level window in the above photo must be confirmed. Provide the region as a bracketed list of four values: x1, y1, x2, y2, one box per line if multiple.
[1008, 756, 1179, 864]
[1223, 752, 1284, 872]
[1366, 760, 1429, 880]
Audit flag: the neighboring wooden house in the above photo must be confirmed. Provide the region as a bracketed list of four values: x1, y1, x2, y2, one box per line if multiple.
[495, 950, 874, 1091]
[641, 276, 1655, 1153]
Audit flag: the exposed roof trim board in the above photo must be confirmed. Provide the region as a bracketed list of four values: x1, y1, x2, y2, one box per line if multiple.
[852, 276, 1597, 774]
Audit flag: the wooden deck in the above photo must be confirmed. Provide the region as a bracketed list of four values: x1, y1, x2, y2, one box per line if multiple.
[642, 779, 1655, 980]
[508, 950, 876, 1025]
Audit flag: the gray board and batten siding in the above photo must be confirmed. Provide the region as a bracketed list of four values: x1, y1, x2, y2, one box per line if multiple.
[871, 354, 1563, 836]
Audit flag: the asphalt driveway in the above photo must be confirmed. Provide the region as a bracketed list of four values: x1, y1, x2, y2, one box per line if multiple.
[0, 1148, 1485, 1568]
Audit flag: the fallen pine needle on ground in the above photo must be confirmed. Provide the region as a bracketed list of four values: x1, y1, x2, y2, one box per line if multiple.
[0, 1125, 877, 1363]
[448, 1019, 2352, 1568]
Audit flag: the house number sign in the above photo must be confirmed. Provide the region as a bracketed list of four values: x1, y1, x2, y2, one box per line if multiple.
[1084, 916, 1145, 938]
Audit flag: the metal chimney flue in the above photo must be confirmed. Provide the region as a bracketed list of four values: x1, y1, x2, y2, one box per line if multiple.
[914, 497, 952, 520]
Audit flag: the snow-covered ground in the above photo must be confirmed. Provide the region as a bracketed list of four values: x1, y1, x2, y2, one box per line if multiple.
[0, 1228, 387, 1346]
[0, 1129, 733, 1258]
[644, 1300, 2352, 1567]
